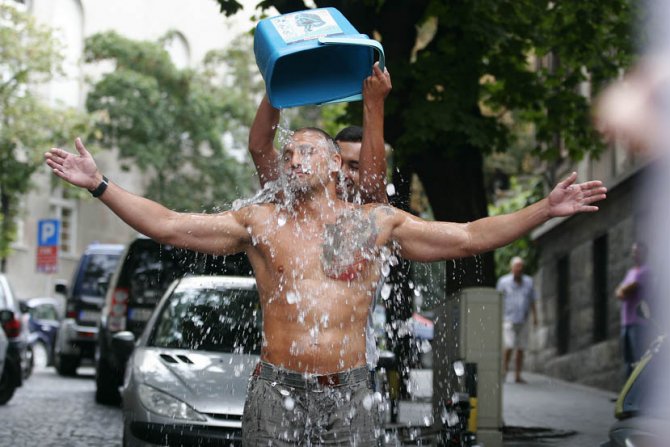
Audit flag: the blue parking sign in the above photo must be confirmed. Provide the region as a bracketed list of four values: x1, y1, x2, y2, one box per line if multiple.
[38, 219, 60, 247]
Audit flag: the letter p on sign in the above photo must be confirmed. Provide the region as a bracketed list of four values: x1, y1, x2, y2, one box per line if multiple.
[38, 219, 60, 247]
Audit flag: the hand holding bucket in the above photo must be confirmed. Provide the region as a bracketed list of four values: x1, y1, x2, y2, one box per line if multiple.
[254, 8, 386, 108]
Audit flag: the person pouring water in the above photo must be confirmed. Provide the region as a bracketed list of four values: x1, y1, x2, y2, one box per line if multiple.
[45, 130, 605, 444]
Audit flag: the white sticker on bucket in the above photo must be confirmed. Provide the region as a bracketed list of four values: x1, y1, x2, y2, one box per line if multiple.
[271, 9, 343, 44]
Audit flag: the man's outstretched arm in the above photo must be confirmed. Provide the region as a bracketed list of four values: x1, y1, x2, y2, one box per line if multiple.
[359, 62, 392, 204]
[45, 139, 252, 255]
[248, 95, 280, 187]
[388, 172, 607, 262]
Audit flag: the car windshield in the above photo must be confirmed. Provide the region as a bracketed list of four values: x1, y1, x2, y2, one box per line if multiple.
[78, 253, 121, 297]
[149, 285, 261, 354]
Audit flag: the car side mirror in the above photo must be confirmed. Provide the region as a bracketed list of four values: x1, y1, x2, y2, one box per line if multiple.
[112, 331, 136, 363]
[54, 280, 68, 296]
[0, 309, 15, 324]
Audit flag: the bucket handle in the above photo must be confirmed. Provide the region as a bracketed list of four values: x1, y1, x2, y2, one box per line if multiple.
[316, 37, 386, 105]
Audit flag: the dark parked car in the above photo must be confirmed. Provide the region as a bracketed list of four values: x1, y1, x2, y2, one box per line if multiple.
[120, 275, 260, 446]
[0, 273, 32, 405]
[54, 243, 125, 376]
[19, 297, 62, 368]
[95, 235, 252, 405]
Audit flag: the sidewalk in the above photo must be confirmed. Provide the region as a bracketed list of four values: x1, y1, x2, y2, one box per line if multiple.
[388, 369, 617, 446]
[501, 371, 617, 447]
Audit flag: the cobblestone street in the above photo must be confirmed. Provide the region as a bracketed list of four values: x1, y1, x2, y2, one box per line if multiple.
[0, 366, 122, 447]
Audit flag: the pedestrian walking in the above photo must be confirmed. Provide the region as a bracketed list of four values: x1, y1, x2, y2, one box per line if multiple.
[497, 256, 537, 384]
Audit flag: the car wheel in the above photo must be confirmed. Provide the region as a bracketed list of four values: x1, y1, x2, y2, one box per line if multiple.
[95, 355, 121, 405]
[54, 352, 79, 376]
[32, 341, 49, 371]
[0, 364, 18, 405]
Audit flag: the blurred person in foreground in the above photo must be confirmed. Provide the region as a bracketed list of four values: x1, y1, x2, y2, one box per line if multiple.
[594, 2, 670, 438]
[45, 133, 605, 444]
[497, 256, 537, 384]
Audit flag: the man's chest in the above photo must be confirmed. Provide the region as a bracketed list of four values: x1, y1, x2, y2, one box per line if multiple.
[251, 212, 381, 281]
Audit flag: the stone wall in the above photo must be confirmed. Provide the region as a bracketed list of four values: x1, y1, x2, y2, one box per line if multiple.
[527, 168, 646, 391]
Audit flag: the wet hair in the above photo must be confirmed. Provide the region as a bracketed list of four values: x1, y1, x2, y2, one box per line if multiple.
[293, 127, 340, 154]
[334, 125, 363, 143]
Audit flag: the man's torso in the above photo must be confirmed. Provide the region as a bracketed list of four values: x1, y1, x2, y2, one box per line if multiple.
[243, 202, 388, 374]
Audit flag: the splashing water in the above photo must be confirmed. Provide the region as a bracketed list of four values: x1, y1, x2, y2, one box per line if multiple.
[231, 179, 283, 210]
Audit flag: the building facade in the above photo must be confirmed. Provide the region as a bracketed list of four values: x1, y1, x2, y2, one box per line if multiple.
[528, 144, 648, 391]
[5, 0, 258, 299]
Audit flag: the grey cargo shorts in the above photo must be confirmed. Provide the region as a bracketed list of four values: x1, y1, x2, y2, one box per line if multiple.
[241, 361, 383, 446]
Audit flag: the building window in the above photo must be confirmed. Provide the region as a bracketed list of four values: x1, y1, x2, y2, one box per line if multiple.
[592, 234, 609, 343]
[49, 188, 77, 255]
[557, 255, 570, 355]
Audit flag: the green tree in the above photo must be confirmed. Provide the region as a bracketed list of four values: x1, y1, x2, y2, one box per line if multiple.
[216, 0, 634, 291]
[84, 31, 258, 212]
[489, 177, 544, 279]
[0, 4, 89, 271]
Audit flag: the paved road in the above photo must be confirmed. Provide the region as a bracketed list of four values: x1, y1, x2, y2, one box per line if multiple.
[0, 366, 122, 447]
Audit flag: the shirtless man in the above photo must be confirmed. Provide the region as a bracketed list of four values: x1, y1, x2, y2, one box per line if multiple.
[249, 63, 391, 381]
[45, 131, 605, 445]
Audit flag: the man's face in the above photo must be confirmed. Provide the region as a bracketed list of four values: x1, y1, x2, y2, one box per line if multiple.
[337, 140, 361, 198]
[511, 260, 524, 277]
[280, 130, 340, 193]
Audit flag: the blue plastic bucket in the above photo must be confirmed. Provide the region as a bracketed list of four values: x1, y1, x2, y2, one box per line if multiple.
[254, 7, 385, 108]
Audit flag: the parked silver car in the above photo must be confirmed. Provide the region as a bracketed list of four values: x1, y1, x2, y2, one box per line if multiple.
[0, 273, 32, 405]
[119, 276, 261, 446]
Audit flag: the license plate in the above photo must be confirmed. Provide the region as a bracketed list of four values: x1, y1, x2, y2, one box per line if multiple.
[128, 308, 153, 322]
[78, 310, 100, 323]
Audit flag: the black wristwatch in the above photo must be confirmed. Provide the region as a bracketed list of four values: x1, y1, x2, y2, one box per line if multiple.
[89, 175, 109, 198]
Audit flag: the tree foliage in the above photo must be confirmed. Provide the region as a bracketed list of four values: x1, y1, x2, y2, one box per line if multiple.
[0, 3, 89, 270]
[85, 31, 259, 211]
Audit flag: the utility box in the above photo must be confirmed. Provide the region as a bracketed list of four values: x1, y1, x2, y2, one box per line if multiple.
[433, 287, 503, 447]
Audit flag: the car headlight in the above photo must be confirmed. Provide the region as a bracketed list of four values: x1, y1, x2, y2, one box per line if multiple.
[138, 384, 206, 421]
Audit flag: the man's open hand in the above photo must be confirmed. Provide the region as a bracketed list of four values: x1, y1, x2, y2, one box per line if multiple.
[44, 138, 101, 190]
[547, 172, 607, 218]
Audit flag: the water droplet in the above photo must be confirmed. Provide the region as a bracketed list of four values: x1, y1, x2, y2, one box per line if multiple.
[453, 360, 465, 376]
[283, 396, 295, 411]
[277, 214, 287, 227]
[286, 291, 300, 304]
[386, 183, 396, 196]
[381, 283, 392, 300]
[362, 394, 373, 410]
[381, 263, 391, 277]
